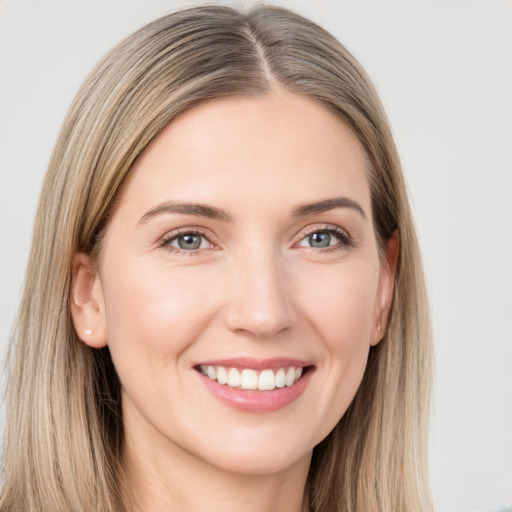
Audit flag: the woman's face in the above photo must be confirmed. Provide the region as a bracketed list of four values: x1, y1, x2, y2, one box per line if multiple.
[73, 91, 395, 476]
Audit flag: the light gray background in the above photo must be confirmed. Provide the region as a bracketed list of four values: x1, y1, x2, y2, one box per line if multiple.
[1, 1, 511, 511]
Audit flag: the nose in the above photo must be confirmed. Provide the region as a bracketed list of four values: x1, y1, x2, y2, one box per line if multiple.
[223, 248, 297, 339]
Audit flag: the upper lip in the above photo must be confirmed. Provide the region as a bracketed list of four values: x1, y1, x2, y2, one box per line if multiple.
[195, 357, 314, 370]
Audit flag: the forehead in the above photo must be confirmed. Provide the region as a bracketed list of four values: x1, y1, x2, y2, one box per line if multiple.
[116, 91, 370, 219]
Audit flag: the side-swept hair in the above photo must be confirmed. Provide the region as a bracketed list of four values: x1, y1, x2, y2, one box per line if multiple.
[1, 5, 433, 511]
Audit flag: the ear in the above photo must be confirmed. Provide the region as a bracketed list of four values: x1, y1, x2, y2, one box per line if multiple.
[371, 230, 399, 346]
[70, 252, 108, 348]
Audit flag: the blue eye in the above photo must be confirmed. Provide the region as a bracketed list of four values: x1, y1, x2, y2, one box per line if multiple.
[297, 228, 351, 249]
[175, 234, 203, 250]
[161, 231, 211, 252]
[308, 232, 332, 248]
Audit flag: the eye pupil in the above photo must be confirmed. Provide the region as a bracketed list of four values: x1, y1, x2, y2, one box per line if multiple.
[178, 234, 202, 250]
[309, 232, 330, 248]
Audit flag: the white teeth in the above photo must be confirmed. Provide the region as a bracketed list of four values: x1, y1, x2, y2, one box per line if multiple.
[241, 369, 258, 389]
[217, 366, 228, 385]
[258, 369, 275, 391]
[207, 366, 217, 380]
[285, 367, 295, 386]
[227, 368, 241, 387]
[200, 364, 305, 390]
[275, 368, 286, 388]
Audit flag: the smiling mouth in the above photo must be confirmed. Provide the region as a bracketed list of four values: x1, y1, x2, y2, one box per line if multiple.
[196, 364, 312, 391]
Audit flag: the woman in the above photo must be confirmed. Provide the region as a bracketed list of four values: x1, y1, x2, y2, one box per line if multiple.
[0, 5, 433, 512]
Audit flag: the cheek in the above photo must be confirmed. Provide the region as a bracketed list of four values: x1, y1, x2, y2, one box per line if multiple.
[100, 258, 221, 368]
[295, 261, 379, 436]
[297, 260, 379, 345]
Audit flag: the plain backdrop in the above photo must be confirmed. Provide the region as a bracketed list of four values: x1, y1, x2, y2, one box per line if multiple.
[0, 1, 511, 511]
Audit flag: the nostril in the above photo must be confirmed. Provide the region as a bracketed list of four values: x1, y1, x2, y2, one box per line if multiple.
[225, 306, 297, 340]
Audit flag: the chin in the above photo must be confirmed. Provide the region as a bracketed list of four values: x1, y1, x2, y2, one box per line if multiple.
[200, 443, 313, 476]
[184, 422, 318, 477]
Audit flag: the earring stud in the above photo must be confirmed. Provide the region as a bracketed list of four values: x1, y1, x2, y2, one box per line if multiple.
[85, 329, 93, 336]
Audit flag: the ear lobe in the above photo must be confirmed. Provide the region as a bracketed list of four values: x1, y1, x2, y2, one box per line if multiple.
[70, 253, 108, 348]
[371, 230, 399, 346]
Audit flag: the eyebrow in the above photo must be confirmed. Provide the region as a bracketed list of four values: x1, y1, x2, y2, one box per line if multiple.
[292, 197, 367, 219]
[138, 201, 233, 224]
[138, 196, 366, 225]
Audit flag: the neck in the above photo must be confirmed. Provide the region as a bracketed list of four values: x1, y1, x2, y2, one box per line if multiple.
[121, 424, 312, 512]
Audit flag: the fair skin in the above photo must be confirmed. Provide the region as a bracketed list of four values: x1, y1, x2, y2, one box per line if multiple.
[71, 91, 397, 512]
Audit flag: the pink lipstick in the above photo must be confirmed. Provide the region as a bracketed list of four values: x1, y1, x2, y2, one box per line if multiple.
[194, 357, 314, 413]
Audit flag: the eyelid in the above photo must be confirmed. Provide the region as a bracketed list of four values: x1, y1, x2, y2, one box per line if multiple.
[292, 223, 355, 249]
[157, 223, 354, 255]
[158, 226, 219, 254]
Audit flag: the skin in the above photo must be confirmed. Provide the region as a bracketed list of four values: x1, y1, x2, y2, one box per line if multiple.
[71, 90, 397, 512]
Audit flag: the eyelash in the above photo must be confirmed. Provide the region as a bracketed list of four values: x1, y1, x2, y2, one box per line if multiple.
[295, 225, 355, 252]
[159, 228, 215, 256]
[158, 224, 354, 256]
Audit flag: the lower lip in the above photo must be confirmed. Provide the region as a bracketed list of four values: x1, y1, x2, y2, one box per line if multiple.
[197, 369, 313, 413]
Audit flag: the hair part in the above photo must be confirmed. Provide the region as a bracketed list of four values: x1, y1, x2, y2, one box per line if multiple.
[1, 5, 433, 511]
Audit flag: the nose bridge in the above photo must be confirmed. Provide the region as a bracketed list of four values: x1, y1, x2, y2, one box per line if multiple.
[224, 241, 296, 338]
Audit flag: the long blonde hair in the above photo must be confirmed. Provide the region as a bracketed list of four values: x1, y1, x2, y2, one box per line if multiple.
[1, 5, 433, 511]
